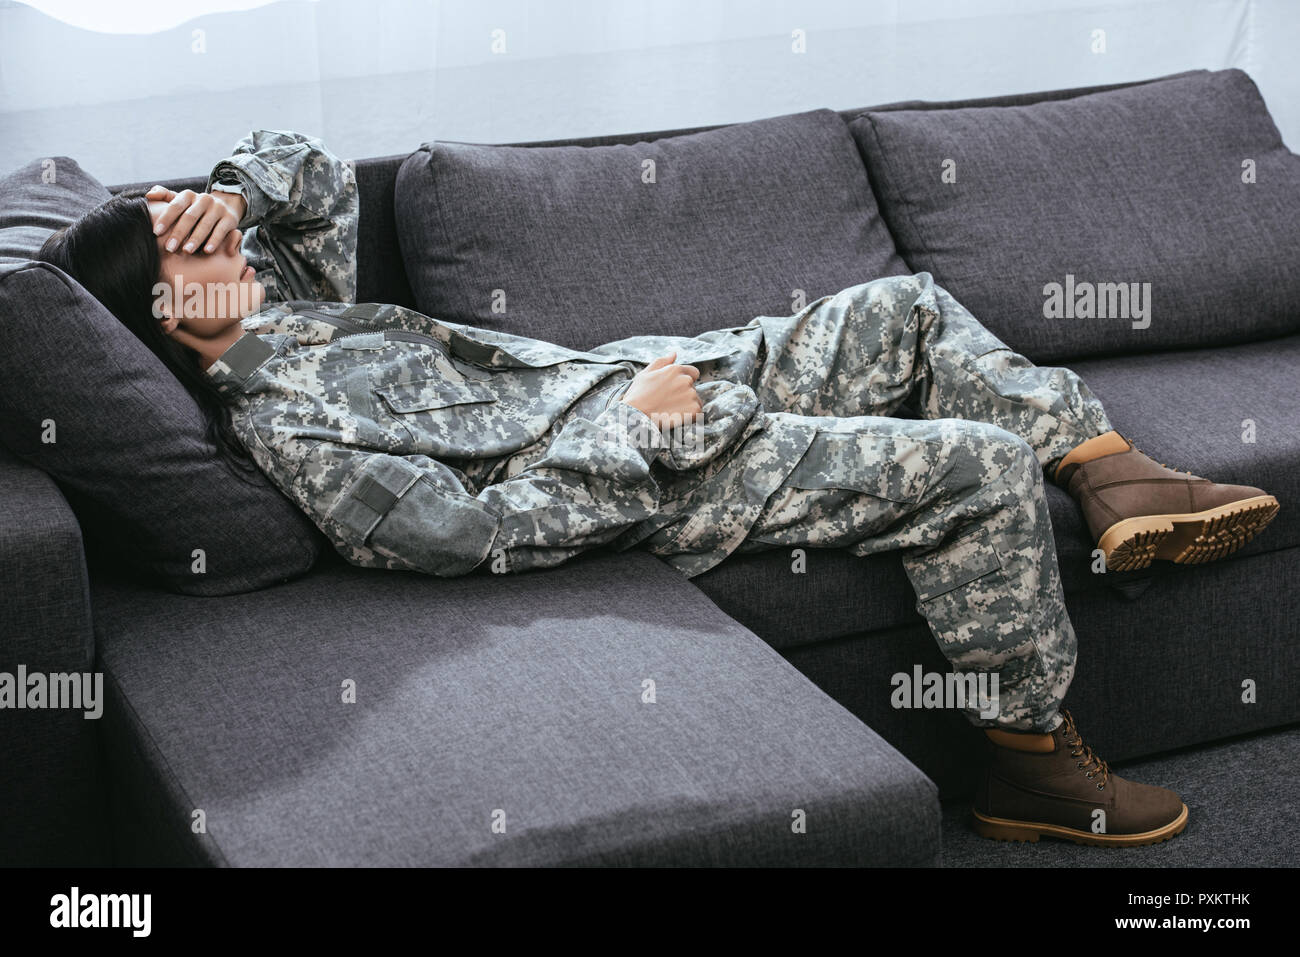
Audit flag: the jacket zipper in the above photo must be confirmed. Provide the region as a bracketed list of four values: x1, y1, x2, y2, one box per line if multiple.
[295, 308, 367, 336]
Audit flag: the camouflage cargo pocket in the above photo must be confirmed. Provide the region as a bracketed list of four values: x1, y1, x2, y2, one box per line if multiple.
[907, 525, 1043, 688]
[782, 429, 938, 505]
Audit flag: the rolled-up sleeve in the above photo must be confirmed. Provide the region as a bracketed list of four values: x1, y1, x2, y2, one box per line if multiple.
[206, 129, 359, 304]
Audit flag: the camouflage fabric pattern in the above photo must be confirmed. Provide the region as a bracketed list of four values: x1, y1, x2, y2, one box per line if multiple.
[635, 272, 1114, 731]
[202, 131, 1118, 731]
[205, 129, 360, 303]
[206, 296, 804, 579]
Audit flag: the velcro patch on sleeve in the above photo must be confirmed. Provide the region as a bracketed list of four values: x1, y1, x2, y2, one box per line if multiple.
[331, 456, 421, 544]
[221, 332, 277, 379]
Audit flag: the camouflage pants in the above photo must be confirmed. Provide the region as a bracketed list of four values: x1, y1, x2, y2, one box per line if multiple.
[712, 273, 1116, 732]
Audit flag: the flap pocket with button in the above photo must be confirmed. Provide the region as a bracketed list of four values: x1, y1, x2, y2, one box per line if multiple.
[783, 430, 938, 505]
[908, 526, 1005, 603]
[374, 378, 497, 413]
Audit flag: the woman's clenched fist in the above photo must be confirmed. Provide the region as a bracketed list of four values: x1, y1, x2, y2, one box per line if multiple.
[620, 352, 704, 429]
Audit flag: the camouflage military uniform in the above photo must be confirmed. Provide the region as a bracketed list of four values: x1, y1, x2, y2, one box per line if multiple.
[204, 131, 1116, 732]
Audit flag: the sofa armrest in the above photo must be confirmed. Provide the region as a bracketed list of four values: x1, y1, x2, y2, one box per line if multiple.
[0, 443, 108, 864]
[0, 443, 93, 664]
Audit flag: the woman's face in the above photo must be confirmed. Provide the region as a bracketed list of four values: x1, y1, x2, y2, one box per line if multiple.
[148, 200, 264, 336]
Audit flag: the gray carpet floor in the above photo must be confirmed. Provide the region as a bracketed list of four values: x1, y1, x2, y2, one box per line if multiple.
[938, 723, 1300, 867]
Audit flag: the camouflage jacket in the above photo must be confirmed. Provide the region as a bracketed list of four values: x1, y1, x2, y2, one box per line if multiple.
[203, 131, 816, 578]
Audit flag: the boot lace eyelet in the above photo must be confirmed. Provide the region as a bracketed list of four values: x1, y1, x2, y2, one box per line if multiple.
[1140, 444, 1191, 476]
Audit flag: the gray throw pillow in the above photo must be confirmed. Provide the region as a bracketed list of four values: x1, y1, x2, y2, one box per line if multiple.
[395, 108, 910, 350]
[0, 159, 324, 595]
[851, 68, 1300, 362]
[0, 156, 110, 261]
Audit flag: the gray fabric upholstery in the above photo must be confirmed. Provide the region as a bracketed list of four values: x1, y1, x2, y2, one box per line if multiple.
[0, 156, 110, 261]
[93, 549, 940, 866]
[112, 84, 1199, 320]
[851, 69, 1300, 362]
[0, 260, 324, 595]
[852, 69, 1207, 116]
[0, 445, 109, 865]
[394, 108, 909, 350]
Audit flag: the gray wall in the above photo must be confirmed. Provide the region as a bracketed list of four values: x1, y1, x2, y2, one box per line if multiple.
[3, 0, 1300, 183]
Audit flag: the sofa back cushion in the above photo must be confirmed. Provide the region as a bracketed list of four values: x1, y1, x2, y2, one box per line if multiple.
[0, 158, 324, 595]
[850, 68, 1300, 362]
[395, 108, 909, 350]
[0, 156, 111, 261]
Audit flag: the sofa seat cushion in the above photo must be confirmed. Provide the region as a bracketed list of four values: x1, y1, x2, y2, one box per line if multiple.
[92, 549, 940, 866]
[694, 333, 1299, 650]
[851, 69, 1300, 363]
[395, 108, 909, 350]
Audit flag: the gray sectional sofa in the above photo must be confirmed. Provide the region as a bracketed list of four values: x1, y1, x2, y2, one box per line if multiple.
[1, 67, 1296, 866]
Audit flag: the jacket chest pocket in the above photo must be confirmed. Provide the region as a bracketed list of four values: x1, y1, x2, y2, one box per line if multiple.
[369, 376, 499, 451]
[374, 377, 498, 413]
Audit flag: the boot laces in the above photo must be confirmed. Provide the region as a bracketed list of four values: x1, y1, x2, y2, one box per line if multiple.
[1128, 439, 1196, 476]
[1060, 709, 1111, 790]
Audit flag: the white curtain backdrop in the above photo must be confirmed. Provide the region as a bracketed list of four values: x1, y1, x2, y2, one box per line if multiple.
[2, 0, 1299, 185]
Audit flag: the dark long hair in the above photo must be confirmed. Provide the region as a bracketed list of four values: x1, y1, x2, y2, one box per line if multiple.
[36, 188, 261, 482]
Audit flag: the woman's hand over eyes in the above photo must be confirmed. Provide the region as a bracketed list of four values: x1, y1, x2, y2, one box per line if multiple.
[146, 185, 247, 256]
[621, 352, 704, 430]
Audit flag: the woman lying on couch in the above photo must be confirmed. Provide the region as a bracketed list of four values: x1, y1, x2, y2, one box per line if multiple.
[37, 130, 1280, 849]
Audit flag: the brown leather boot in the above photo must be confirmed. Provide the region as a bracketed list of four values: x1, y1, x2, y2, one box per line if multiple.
[972, 709, 1189, 846]
[1053, 431, 1279, 571]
